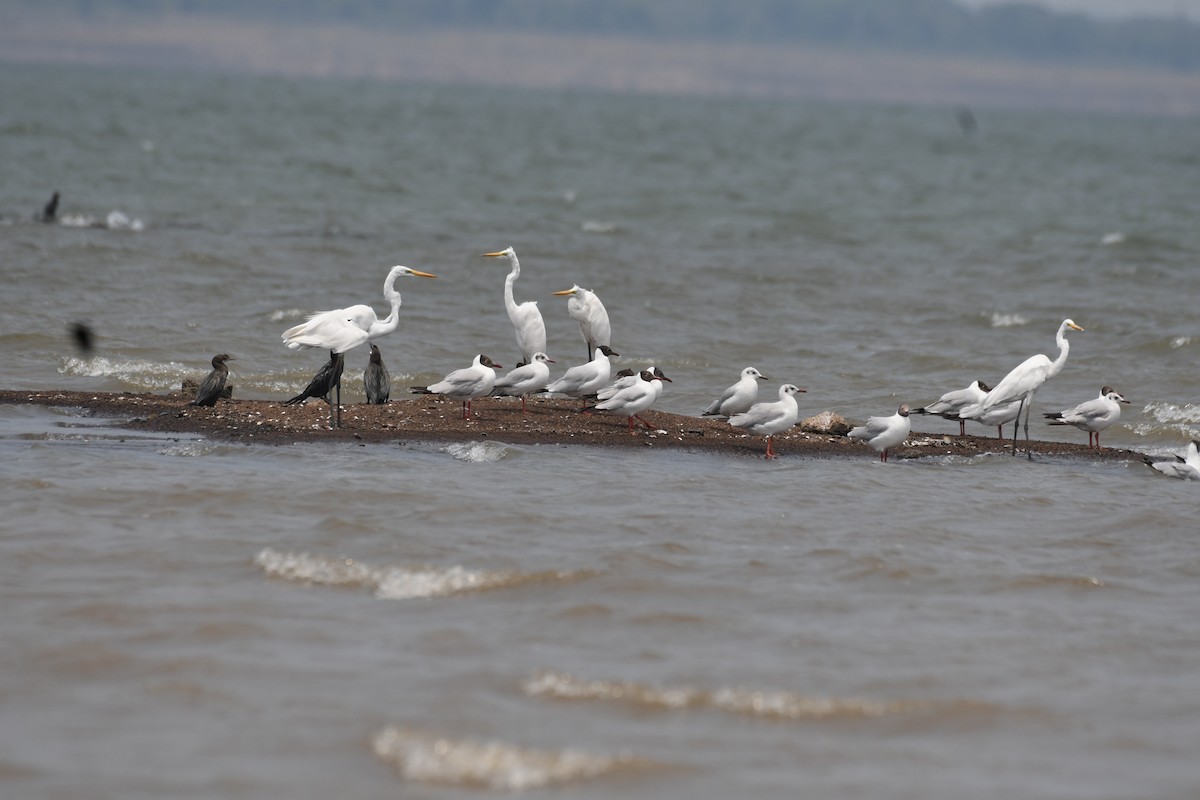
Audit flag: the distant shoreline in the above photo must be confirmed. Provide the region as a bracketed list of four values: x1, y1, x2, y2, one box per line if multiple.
[0, 389, 1146, 461]
[3, 14, 1200, 115]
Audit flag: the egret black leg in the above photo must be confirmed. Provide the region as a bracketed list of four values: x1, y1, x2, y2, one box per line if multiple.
[1011, 397, 1024, 456]
[1023, 394, 1033, 460]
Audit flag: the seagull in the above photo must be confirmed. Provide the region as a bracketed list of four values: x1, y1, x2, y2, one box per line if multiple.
[702, 366, 768, 418]
[190, 354, 234, 407]
[914, 379, 990, 436]
[585, 369, 671, 433]
[491, 352, 555, 414]
[412, 354, 503, 420]
[971, 398, 1025, 442]
[542, 345, 619, 409]
[728, 383, 806, 459]
[1144, 440, 1200, 480]
[283, 351, 345, 429]
[364, 344, 391, 404]
[1044, 386, 1129, 448]
[848, 404, 911, 462]
[597, 365, 668, 403]
[552, 284, 611, 361]
[959, 318, 1084, 457]
[483, 247, 546, 367]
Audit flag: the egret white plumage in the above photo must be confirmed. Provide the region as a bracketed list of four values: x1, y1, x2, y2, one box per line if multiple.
[552, 284, 611, 361]
[190, 353, 234, 407]
[483, 247, 546, 366]
[728, 383, 806, 459]
[848, 404, 911, 462]
[364, 344, 391, 404]
[491, 352, 555, 414]
[1144, 440, 1200, 480]
[958, 318, 1084, 457]
[914, 379, 990, 435]
[586, 369, 671, 433]
[542, 345, 619, 409]
[282, 351, 345, 429]
[1044, 385, 1129, 448]
[702, 366, 768, 418]
[281, 265, 435, 425]
[412, 354, 502, 419]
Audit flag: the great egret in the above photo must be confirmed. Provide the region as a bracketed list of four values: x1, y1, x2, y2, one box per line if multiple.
[728, 383, 806, 459]
[364, 344, 391, 404]
[914, 379, 990, 436]
[959, 318, 1084, 457]
[282, 351, 345, 428]
[1144, 440, 1200, 480]
[542, 345, 619, 409]
[281, 265, 435, 426]
[190, 353, 234, 407]
[1044, 385, 1129, 448]
[848, 404, 911, 462]
[483, 247, 546, 366]
[702, 366, 769, 418]
[552, 284, 611, 361]
[492, 352, 555, 414]
[586, 369, 671, 434]
[412, 354, 502, 419]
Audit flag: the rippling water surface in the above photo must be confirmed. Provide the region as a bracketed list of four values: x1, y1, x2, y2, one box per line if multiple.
[2, 63, 1200, 798]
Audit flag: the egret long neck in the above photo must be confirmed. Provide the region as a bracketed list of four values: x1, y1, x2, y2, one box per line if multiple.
[504, 258, 520, 316]
[1047, 326, 1071, 379]
[372, 271, 404, 337]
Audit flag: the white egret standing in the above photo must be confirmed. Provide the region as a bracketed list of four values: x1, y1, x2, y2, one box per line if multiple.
[914, 379, 990, 436]
[190, 354, 234, 407]
[412, 354, 503, 420]
[848, 404, 911, 462]
[281, 265, 435, 425]
[958, 318, 1084, 457]
[483, 247, 546, 366]
[728, 383, 806, 459]
[552, 284, 611, 361]
[491, 352, 555, 414]
[702, 366, 769, 418]
[1044, 385, 1129, 448]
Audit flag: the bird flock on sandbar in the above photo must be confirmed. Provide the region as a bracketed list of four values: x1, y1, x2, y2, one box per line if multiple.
[183, 249, 1189, 476]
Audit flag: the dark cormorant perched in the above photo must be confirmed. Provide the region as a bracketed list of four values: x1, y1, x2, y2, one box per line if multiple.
[190, 354, 234, 407]
[40, 191, 59, 223]
[283, 350, 345, 428]
[69, 321, 95, 354]
[364, 344, 391, 404]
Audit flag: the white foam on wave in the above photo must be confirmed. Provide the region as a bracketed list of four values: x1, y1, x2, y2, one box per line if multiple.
[158, 442, 215, 457]
[443, 441, 512, 463]
[1101, 231, 1126, 245]
[581, 220, 618, 234]
[1134, 402, 1200, 439]
[60, 355, 188, 390]
[1170, 336, 1192, 349]
[269, 308, 307, 322]
[371, 726, 642, 790]
[58, 210, 145, 230]
[253, 548, 591, 599]
[988, 312, 1028, 328]
[524, 670, 994, 721]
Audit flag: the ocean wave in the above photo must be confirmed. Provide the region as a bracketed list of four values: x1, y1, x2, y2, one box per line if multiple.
[268, 308, 308, 322]
[987, 312, 1028, 328]
[1100, 231, 1126, 246]
[58, 209, 145, 231]
[523, 670, 995, 721]
[371, 726, 648, 790]
[59, 355, 188, 390]
[443, 441, 513, 462]
[253, 549, 593, 599]
[581, 220, 618, 234]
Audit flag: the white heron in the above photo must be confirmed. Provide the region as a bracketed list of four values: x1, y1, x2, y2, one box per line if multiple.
[914, 379, 990, 436]
[586, 369, 671, 434]
[483, 247, 546, 366]
[281, 265, 435, 425]
[728, 383, 806, 459]
[552, 284, 611, 361]
[958, 318, 1084, 457]
[491, 352, 555, 414]
[364, 344, 391, 404]
[1044, 385, 1129, 448]
[1144, 440, 1200, 480]
[848, 404, 911, 462]
[190, 354, 234, 407]
[412, 354, 503, 420]
[542, 345, 619, 409]
[702, 366, 768, 418]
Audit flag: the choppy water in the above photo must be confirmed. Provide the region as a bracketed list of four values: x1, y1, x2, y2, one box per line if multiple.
[2, 62, 1200, 798]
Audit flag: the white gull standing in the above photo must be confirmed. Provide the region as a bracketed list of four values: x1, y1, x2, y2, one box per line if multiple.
[702, 366, 768, 418]
[848, 404, 911, 462]
[728, 383, 807, 459]
[586, 369, 671, 434]
[914, 379, 990, 436]
[491, 352, 555, 414]
[542, 345, 619, 409]
[412, 354, 503, 420]
[1044, 385, 1129, 448]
